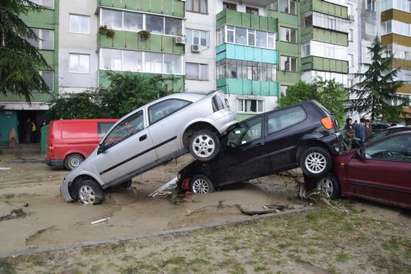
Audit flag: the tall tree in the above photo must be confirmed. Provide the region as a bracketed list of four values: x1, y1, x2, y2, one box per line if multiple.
[349, 37, 405, 121]
[279, 80, 348, 126]
[0, 0, 49, 102]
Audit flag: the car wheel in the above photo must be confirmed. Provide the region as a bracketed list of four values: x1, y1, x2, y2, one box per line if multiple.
[64, 154, 84, 170]
[190, 175, 214, 194]
[189, 130, 220, 162]
[300, 146, 331, 178]
[76, 179, 104, 205]
[317, 175, 340, 199]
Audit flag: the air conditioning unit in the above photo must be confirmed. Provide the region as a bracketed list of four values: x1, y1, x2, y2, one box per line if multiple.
[191, 44, 200, 53]
[175, 36, 185, 45]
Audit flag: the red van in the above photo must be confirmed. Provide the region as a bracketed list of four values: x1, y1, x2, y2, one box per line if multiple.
[46, 119, 117, 170]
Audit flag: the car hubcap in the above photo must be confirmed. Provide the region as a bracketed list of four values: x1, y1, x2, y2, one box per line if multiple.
[192, 135, 215, 158]
[79, 185, 96, 204]
[305, 152, 327, 174]
[192, 178, 210, 194]
[69, 157, 81, 169]
[318, 177, 334, 197]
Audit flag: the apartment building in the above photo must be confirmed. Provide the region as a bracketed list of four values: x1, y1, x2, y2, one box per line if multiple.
[2, 0, 411, 145]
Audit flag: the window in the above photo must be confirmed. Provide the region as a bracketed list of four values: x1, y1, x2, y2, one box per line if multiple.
[302, 43, 310, 57]
[267, 106, 306, 134]
[149, 99, 191, 124]
[227, 116, 263, 147]
[217, 60, 276, 81]
[165, 17, 182, 36]
[31, 0, 54, 9]
[246, 7, 259, 15]
[304, 13, 313, 28]
[186, 0, 208, 13]
[366, 0, 376, 11]
[40, 71, 54, 91]
[279, 27, 296, 43]
[103, 111, 144, 149]
[278, 0, 297, 15]
[145, 52, 163, 73]
[98, 122, 115, 137]
[69, 14, 90, 34]
[163, 54, 182, 74]
[223, 2, 237, 10]
[235, 27, 247, 45]
[365, 134, 411, 162]
[226, 26, 235, 43]
[238, 99, 263, 113]
[186, 63, 208, 80]
[222, 26, 275, 49]
[124, 12, 143, 31]
[280, 56, 297, 72]
[69, 53, 90, 73]
[146, 15, 164, 34]
[101, 9, 122, 29]
[256, 31, 267, 48]
[247, 29, 256, 46]
[186, 29, 209, 47]
[27, 28, 54, 50]
[123, 50, 143, 72]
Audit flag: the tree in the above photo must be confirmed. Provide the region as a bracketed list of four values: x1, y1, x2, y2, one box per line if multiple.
[0, 0, 49, 102]
[279, 80, 348, 126]
[349, 37, 405, 121]
[48, 92, 102, 120]
[98, 72, 173, 117]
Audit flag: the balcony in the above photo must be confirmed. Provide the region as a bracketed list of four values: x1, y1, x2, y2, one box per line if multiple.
[99, 0, 184, 18]
[301, 56, 348, 74]
[216, 44, 278, 64]
[217, 78, 279, 97]
[217, 9, 277, 33]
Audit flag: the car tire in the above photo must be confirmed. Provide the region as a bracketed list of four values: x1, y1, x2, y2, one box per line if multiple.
[190, 175, 214, 194]
[64, 153, 84, 170]
[75, 179, 104, 205]
[317, 175, 340, 199]
[189, 130, 220, 162]
[300, 146, 332, 178]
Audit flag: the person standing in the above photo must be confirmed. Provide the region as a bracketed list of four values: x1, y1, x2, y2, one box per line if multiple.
[354, 118, 366, 145]
[343, 117, 354, 150]
[365, 119, 372, 141]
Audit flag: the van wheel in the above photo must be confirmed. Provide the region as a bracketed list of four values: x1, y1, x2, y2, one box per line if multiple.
[317, 176, 340, 199]
[300, 146, 331, 178]
[190, 175, 214, 194]
[189, 130, 220, 162]
[64, 154, 84, 170]
[76, 179, 104, 205]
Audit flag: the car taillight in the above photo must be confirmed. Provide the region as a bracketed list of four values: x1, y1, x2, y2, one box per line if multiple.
[181, 178, 190, 190]
[321, 117, 335, 130]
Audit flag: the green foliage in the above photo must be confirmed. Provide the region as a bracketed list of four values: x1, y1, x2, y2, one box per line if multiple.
[279, 80, 348, 126]
[349, 37, 405, 121]
[0, 0, 49, 102]
[48, 73, 173, 120]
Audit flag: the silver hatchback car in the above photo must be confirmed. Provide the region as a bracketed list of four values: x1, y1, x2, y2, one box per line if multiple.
[61, 91, 236, 204]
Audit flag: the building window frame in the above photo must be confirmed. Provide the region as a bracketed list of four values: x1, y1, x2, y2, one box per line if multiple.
[69, 53, 90, 74]
[69, 14, 90, 34]
[186, 28, 209, 47]
[186, 0, 208, 14]
[221, 25, 276, 49]
[186, 62, 208, 81]
[237, 98, 264, 114]
[280, 55, 297, 72]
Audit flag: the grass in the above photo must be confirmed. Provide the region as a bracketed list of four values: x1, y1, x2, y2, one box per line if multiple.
[0, 260, 16, 274]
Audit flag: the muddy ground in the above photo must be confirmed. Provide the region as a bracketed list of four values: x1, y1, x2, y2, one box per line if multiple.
[0, 151, 304, 256]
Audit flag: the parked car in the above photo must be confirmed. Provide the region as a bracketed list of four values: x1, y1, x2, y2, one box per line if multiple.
[61, 91, 236, 204]
[178, 100, 342, 194]
[46, 119, 117, 170]
[317, 129, 411, 209]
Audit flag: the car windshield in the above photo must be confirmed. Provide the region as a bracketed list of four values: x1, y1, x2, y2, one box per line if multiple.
[225, 117, 262, 147]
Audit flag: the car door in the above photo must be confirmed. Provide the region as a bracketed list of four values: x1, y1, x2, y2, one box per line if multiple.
[95, 110, 156, 185]
[264, 105, 309, 171]
[345, 133, 411, 207]
[146, 99, 192, 162]
[213, 115, 271, 185]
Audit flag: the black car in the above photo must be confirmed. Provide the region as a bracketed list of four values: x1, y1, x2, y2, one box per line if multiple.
[178, 100, 342, 194]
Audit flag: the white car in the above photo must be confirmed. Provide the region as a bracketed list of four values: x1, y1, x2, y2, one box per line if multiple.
[61, 91, 236, 204]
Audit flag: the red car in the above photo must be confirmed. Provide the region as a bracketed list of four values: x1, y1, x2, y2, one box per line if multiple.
[317, 128, 411, 209]
[46, 119, 117, 170]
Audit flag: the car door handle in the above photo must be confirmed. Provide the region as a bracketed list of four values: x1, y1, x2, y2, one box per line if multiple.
[139, 134, 147, 142]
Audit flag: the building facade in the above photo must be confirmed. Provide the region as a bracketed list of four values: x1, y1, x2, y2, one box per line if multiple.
[1, 0, 411, 145]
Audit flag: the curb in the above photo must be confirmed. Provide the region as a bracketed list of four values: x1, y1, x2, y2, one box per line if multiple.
[0, 206, 315, 259]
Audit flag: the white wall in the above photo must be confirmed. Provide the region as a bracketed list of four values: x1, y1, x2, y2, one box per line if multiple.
[225, 94, 278, 114]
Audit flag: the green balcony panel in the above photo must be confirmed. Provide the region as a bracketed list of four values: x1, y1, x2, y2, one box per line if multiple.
[100, 0, 184, 18]
[276, 42, 299, 57]
[217, 78, 279, 97]
[265, 11, 299, 29]
[302, 0, 348, 19]
[277, 71, 300, 86]
[216, 44, 279, 64]
[20, 8, 56, 29]
[302, 27, 348, 46]
[98, 31, 184, 55]
[99, 70, 184, 92]
[216, 9, 277, 33]
[301, 56, 348, 74]
[41, 50, 56, 68]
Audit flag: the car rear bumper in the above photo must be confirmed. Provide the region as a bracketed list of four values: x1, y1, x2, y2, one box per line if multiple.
[60, 177, 74, 202]
[46, 159, 64, 168]
[323, 132, 344, 155]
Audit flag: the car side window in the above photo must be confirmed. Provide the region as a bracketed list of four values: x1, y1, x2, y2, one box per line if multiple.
[365, 134, 411, 163]
[227, 117, 262, 147]
[149, 99, 191, 124]
[97, 122, 115, 137]
[102, 111, 144, 149]
[267, 106, 306, 134]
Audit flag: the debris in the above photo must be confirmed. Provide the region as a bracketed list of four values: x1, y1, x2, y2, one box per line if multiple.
[238, 204, 290, 216]
[91, 217, 110, 225]
[0, 167, 11, 171]
[148, 177, 178, 198]
[23, 203, 29, 207]
[0, 208, 27, 222]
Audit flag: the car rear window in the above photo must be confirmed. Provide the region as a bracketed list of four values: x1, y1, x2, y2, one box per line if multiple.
[212, 95, 225, 112]
[267, 106, 307, 134]
[149, 99, 191, 124]
[98, 122, 115, 137]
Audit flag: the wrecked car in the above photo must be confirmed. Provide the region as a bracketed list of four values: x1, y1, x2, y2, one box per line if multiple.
[317, 127, 411, 209]
[61, 91, 236, 204]
[178, 100, 342, 194]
